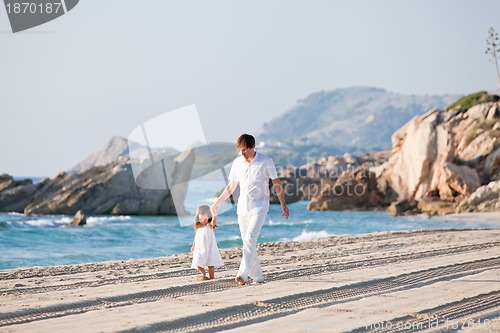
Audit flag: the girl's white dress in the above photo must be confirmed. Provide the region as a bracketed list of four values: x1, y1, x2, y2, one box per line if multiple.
[191, 226, 224, 268]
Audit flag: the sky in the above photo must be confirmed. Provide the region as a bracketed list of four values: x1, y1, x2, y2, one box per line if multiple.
[1, 0, 499, 177]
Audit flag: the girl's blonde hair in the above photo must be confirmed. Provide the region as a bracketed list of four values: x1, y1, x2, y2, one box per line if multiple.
[194, 205, 214, 231]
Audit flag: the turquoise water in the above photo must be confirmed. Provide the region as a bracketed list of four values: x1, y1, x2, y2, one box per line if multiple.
[0, 179, 496, 270]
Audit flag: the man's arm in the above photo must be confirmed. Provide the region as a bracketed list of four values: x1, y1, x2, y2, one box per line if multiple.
[272, 178, 290, 219]
[211, 180, 238, 214]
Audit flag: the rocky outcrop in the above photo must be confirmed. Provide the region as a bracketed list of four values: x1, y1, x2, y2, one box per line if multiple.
[289, 153, 361, 178]
[68, 136, 130, 173]
[417, 199, 457, 215]
[484, 145, 500, 181]
[387, 199, 418, 217]
[304, 95, 498, 215]
[451, 102, 499, 183]
[66, 210, 87, 226]
[307, 167, 387, 211]
[271, 151, 390, 209]
[0, 175, 40, 213]
[0, 145, 195, 216]
[380, 97, 499, 215]
[68, 136, 179, 174]
[269, 178, 323, 204]
[457, 180, 500, 213]
[436, 163, 481, 200]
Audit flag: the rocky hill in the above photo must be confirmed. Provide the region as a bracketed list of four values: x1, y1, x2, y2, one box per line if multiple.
[68, 136, 178, 174]
[0, 138, 195, 216]
[303, 92, 499, 215]
[0, 136, 237, 216]
[256, 87, 459, 153]
[380, 92, 499, 215]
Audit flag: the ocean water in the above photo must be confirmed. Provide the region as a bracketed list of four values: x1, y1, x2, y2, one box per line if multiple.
[0, 179, 496, 270]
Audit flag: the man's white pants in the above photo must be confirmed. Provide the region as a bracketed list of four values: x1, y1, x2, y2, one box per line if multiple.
[237, 212, 267, 281]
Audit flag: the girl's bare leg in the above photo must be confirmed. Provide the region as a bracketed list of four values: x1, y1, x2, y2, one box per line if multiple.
[196, 266, 207, 280]
[208, 266, 215, 279]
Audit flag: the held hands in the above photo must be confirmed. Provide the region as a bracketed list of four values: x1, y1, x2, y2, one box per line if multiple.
[209, 203, 218, 229]
[210, 202, 219, 217]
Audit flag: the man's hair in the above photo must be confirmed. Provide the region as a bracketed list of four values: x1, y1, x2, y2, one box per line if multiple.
[236, 134, 255, 149]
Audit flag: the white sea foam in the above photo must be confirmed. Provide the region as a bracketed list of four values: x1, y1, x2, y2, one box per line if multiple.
[293, 230, 331, 242]
[23, 219, 62, 227]
[86, 216, 131, 224]
[224, 235, 241, 241]
[268, 219, 313, 226]
[220, 220, 238, 226]
[7, 212, 25, 216]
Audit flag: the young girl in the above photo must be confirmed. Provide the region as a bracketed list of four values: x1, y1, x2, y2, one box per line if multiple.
[191, 205, 224, 280]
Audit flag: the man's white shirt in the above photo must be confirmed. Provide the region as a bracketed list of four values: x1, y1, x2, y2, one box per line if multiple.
[228, 151, 278, 216]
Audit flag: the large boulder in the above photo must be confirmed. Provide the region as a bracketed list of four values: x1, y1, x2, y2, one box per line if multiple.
[458, 130, 497, 162]
[269, 177, 323, 204]
[66, 209, 87, 226]
[272, 151, 389, 207]
[380, 109, 453, 201]
[457, 180, 500, 213]
[450, 101, 500, 181]
[484, 145, 500, 181]
[435, 163, 481, 201]
[387, 199, 419, 216]
[291, 153, 361, 179]
[417, 199, 457, 215]
[308, 167, 386, 211]
[380, 99, 499, 213]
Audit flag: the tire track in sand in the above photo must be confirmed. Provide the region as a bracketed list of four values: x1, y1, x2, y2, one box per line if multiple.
[114, 257, 500, 333]
[351, 290, 500, 332]
[1, 256, 499, 330]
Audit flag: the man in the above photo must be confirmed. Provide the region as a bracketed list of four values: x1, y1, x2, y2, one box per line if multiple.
[211, 134, 290, 286]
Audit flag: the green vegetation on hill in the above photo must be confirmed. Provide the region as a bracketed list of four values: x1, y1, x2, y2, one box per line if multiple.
[446, 91, 500, 113]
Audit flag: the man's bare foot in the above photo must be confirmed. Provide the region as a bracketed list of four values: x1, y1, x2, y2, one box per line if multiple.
[250, 279, 265, 285]
[235, 276, 246, 286]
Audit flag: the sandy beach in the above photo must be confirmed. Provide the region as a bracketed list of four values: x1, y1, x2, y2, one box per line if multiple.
[1, 227, 500, 333]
